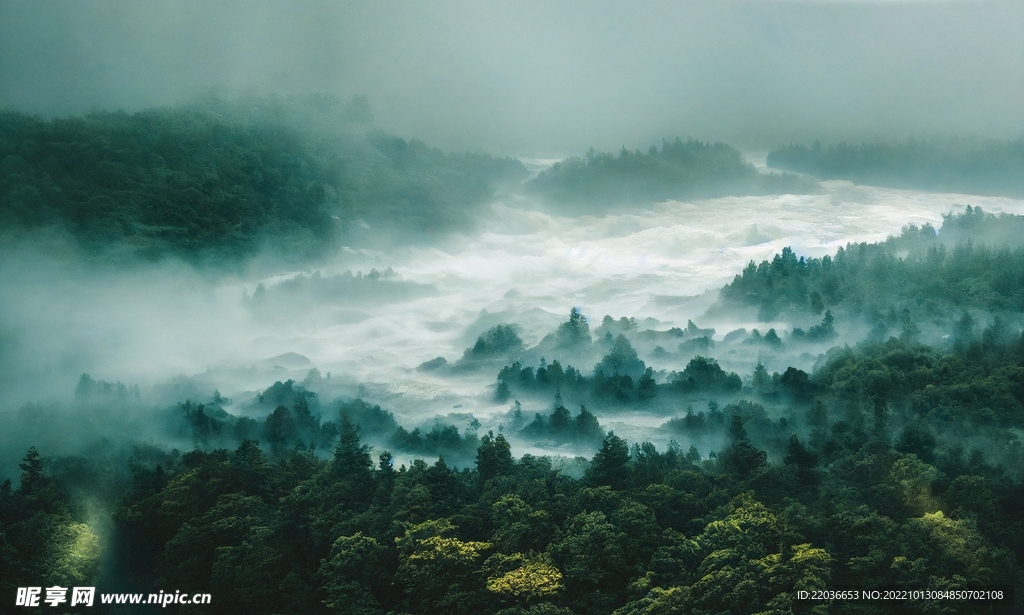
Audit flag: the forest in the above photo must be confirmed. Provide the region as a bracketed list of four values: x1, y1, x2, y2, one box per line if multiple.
[767, 138, 1024, 198]
[0, 96, 528, 263]
[526, 138, 814, 209]
[6, 1, 1024, 612]
[718, 206, 1024, 325]
[0, 96, 836, 270]
[2, 210, 1022, 614]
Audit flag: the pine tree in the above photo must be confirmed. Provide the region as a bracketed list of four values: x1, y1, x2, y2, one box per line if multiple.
[586, 432, 630, 490]
[333, 414, 371, 477]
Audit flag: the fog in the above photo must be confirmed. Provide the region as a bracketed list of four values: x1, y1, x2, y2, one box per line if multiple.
[5, 3, 1024, 609]
[2, 1, 1023, 154]
[4, 173, 1024, 477]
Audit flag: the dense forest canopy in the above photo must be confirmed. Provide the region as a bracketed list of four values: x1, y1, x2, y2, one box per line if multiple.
[767, 138, 1024, 198]
[527, 138, 814, 208]
[3, 333, 1021, 613]
[0, 96, 528, 262]
[719, 206, 1024, 326]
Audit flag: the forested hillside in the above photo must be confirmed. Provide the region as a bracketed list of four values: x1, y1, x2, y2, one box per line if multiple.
[0, 96, 528, 261]
[720, 206, 1024, 324]
[527, 138, 813, 208]
[767, 138, 1024, 197]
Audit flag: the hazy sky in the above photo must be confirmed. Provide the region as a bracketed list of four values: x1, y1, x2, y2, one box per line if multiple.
[2, 0, 1022, 154]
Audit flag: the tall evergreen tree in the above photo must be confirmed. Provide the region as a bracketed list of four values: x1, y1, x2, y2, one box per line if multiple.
[333, 414, 372, 477]
[586, 432, 630, 490]
[476, 431, 514, 484]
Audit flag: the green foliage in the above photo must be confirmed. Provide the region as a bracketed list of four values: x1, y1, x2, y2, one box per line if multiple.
[12, 372, 1015, 615]
[395, 520, 493, 615]
[720, 207, 1024, 325]
[556, 308, 592, 349]
[636, 368, 658, 401]
[336, 398, 399, 438]
[490, 494, 555, 555]
[672, 356, 742, 393]
[334, 414, 372, 477]
[319, 533, 390, 614]
[594, 335, 646, 381]
[548, 510, 630, 611]
[485, 553, 563, 602]
[586, 433, 631, 490]
[529, 137, 813, 208]
[717, 417, 769, 479]
[0, 448, 100, 600]
[389, 421, 482, 461]
[0, 97, 527, 262]
[498, 360, 587, 399]
[499, 337, 742, 404]
[520, 400, 605, 446]
[814, 336, 1024, 428]
[477, 432, 515, 484]
[469, 325, 526, 359]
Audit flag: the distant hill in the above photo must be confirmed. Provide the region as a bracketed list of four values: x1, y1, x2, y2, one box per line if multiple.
[0, 95, 528, 262]
[526, 137, 814, 209]
[767, 137, 1024, 197]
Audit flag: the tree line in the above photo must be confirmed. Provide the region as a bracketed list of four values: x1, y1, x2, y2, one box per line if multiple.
[0, 95, 527, 262]
[527, 137, 813, 208]
[767, 137, 1024, 197]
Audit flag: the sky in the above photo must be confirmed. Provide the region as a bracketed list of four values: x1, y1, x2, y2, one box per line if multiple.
[1, 0, 1023, 155]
